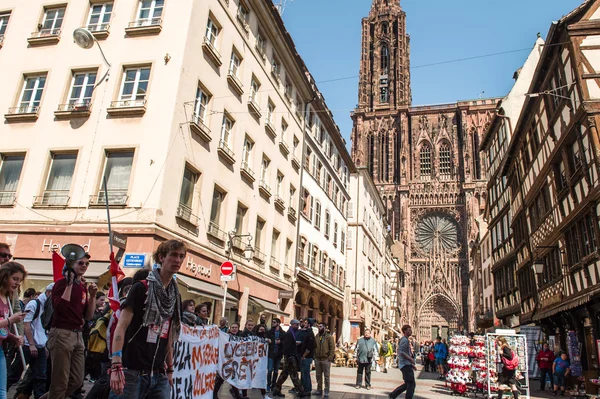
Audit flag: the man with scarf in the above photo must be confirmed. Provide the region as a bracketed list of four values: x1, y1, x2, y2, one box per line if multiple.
[271, 319, 309, 398]
[108, 239, 184, 398]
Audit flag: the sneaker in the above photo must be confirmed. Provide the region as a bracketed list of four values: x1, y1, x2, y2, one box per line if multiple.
[312, 391, 322, 396]
[355, 385, 361, 389]
[271, 391, 285, 398]
[366, 386, 372, 390]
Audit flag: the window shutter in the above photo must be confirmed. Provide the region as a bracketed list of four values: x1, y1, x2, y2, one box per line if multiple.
[348, 230, 353, 249]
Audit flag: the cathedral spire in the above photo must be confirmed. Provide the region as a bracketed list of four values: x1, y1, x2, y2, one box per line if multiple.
[370, 0, 401, 14]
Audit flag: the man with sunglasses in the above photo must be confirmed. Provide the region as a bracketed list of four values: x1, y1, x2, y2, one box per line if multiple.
[42, 252, 98, 399]
[0, 242, 12, 264]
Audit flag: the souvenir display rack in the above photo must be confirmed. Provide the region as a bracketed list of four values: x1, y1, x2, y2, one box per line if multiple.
[485, 333, 530, 399]
[446, 335, 486, 396]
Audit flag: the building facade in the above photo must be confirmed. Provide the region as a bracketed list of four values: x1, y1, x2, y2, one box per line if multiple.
[0, 0, 329, 326]
[503, 0, 600, 375]
[351, 0, 497, 340]
[346, 167, 392, 341]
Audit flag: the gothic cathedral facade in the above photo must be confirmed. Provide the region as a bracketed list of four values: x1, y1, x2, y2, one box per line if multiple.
[351, 0, 497, 339]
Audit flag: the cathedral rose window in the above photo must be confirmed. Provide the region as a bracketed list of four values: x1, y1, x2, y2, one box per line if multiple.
[415, 213, 458, 252]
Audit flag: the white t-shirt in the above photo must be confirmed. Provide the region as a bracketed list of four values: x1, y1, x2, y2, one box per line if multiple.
[24, 293, 48, 347]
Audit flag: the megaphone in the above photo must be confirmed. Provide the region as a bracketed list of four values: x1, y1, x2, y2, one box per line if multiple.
[61, 244, 86, 268]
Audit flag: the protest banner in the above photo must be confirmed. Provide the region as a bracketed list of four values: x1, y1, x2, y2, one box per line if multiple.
[171, 324, 220, 399]
[218, 331, 269, 390]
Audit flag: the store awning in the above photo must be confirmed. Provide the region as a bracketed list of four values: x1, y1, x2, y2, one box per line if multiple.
[249, 296, 289, 317]
[533, 294, 591, 321]
[20, 258, 108, 281]
[176, 275, 237, 303]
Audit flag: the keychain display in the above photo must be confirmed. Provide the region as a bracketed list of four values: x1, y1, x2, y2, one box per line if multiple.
[445, 335, 487, 396]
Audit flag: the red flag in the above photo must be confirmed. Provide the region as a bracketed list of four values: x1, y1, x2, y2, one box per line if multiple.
[109, 252, 125, 279]
[52, 251, 64, 282]
[108, 252, 125, 312]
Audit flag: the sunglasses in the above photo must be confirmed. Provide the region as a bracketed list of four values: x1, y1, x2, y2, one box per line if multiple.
[0, 253, 12, 259]
[77, 261, 90, 266]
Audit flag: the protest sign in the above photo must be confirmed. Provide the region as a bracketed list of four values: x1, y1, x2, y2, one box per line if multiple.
[218, 331, 269, 390]
[171, 324, 220, 399]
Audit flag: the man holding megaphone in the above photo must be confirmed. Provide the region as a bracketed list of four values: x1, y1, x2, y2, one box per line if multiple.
[42, 244, 98, 399]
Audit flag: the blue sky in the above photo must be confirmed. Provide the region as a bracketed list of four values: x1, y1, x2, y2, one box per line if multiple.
[281, 0, 584, 147]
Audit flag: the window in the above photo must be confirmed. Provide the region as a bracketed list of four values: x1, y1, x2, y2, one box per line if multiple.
[302, 189, 311, 220]
[87, 3, 112, 31]
[18, 75, 47, 113]
[315, 201, 321, 230]
[381, 45, 389, 73]
[179, 166, 197, 209]
[210, 186, 225, 227]
[276, 172, 284, 197]
[250, 78, 260, 102]
[333, 221, 338, 247]
[260, 156, 270, 184]
[293, 136, 300, 158]
[136, 0, 163, 24]
[325, 211, 331, 238]
[289, 186, 296, 208]
[271, 56, 281, 79]
[67, 72, 97, 107]
[242, 137, 253, 165]
[439, 143, 451, 177]
[194, 85, 211, 125]
[205, 18, 219, 47]
[310, 245, 318, 270]
[319, 252, 326, 275]
[42, 153, 76, 205]
[228, 51, 241, 78]
[119, 67, 150, 104]
[341, 231, 346, 254]
[220, 114, 234, 144]
[256, 30, 266, 57]
[420, 144, 431, 178]
[40, 7, 65, 34]
[100, 151, 133, 204]
[285, 240, 293, 267]
[281, 120, 288, 144]
[284, 79, 292, 99]
[237, 2, 249, 26]
[255, 218, 265, 250]
[234, 203, 247, 236]
[267, 100, 275, 125]
[0, 155, 24, 205]
[0, 12, 11, 36]
[271, 230, 279, 259]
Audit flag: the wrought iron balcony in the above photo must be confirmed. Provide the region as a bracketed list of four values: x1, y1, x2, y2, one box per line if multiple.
[270, 257, 281, 274]
[217, 140, 235, 165]
[259, 179, 272, 198]
[279, 139, 290, 155]
[207, 221, 227, 242]
[176, 203, 199, 226]
[202, 36, 222, 66]
[252, 247, 266, 264]
[0, 192, 16, 207]
[125, 18, 162, 35]
[55, 102, 92, 118]
[87, 23, 110, 39]
[89, 190, 128, 206]
[5, 106, 40, 122]
[227, 71, 244, 95]
[274, 195, 285, 212]
[248, 97, 261, 117]
[33, 191, 70, 207]
[107, 99, 147, 116]
[28, 28, 61, 46]
[189, 113, 211, 142]
[265, 119, 276, 138]
[240, 161, 255, 182]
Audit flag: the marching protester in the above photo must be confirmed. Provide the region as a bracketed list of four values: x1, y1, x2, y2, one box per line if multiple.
[181, 299, 197, 327]
[388, 325, 417, 399]
[266, 318, 284, 393]
[355, 328, 376, 390]
[42, 252, 98, 399]
[313, 321, 335, 397]
[0, 262, 27, 398]
[298, 318, 315, 394]
[195, 302, 211, 326]
[271, 319, 308, 398]
[536, 342, 555, 391]
[496, 336, 520, 399]
[242, 318, 255, 337]
[109, 239, 184, 398]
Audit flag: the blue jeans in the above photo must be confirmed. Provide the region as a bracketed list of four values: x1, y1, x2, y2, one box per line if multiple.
[301, 358, 313, 393]
[109, 369, 170, 399]
[268, 357, 282, 390]
[0, 349, 7, 399]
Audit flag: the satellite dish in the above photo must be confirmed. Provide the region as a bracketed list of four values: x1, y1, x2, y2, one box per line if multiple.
[61, 243, 86, 263]
[73, 28, 94, 49]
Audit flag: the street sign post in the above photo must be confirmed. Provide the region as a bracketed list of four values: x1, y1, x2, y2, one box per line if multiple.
[220, 261, 236, 317]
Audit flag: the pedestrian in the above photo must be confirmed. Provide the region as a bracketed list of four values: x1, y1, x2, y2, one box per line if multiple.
[536, 343, 555, 391]
[259, 313, 267, 326]
[355, 328, 376, 390]
[266, 318, 284, 392]
[313, 321, 335, 397]
[298, 318, 316, 394]
[388, 325, 417, 399]
[372, 338, 381, 372]
[13, 283, 53, 399]
[380, 336, 393, 373]
[552, 352, 570, 396]
[42, 252, 98, 399]
[19, 288, 36, 312]
[218, 317, 229, 333]
[434, 336, 447, 379]
[496, 336, 520, 399]
[181, 299, 197, 327]
[271, 319, 308, 398]
[109, 239, 184, 398]
[0, 262, 27, 398]
[195, 302, 211, 325]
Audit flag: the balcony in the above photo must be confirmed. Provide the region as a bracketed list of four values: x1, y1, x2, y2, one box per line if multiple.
[54, 102, 92, 119]
[206, 221, 227, 243]
[217, 140, 235, 165]
[253, 247, 266, 264]
[87, 23, 110, 39]
[33, 191, 70, 207]
[227, 71, 244, 95]
[284, 264, 294, 277]
[270, 257, 281, 275]
[202, 37, 222, 67]
[189, 113, 211, 142]
[176, 203, 199, 226]
[265, 119, 276, 138]
[106, 99, 147, 116]
[240, 161, 256, 183]
[274, 195, 286, 212]
[5, 106, 39, 122]
[247, 97, 261, 118]
[27, 28, 61, 46]
[476, 309, 494, 328]
[279, 139, 290, 156]
[288, 206, 297, 221]
[89, 191, 128, 207]
[125, 18, 162, 36]
[0, 192, 16, 207]
[291, 155, 300, 170]
[259, 179, 272, 198]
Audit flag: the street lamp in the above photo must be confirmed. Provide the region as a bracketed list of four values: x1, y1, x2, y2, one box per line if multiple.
[73, 28, 112, 86]
[222, 232, 254, 318]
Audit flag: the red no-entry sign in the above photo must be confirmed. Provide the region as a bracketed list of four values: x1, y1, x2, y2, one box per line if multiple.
[220, 261, 234, 276]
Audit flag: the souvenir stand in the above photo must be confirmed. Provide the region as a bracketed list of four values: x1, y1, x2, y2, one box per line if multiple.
[485, 332, 530, 399]
[446, 335, 486, 396]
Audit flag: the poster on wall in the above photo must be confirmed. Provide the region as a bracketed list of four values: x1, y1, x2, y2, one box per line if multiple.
[520, 326, 542, 377]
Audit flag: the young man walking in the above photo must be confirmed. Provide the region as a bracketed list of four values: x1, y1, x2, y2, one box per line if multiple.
[389, 325, 417, 399]
[298, 318, 315, 394]
[43, 253, 98, 399]
[109, 239, 184, 398]
[266, 318, 285, 392]
[271, 319, 308, 398]
[313, 321, 335, 397]
[355, 328, 377, 390]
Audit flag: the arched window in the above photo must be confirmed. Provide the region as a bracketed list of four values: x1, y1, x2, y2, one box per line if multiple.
[420, 144, 431, 179]
[381, 45, 389, 73]
[440, 143, 451, 177]
[382, 22, 388, 35]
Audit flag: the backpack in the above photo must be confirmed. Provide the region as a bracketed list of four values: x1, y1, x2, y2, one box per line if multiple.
[88, 310, 112, 355]
[502, 350, 520, 370]
[41, 297, 54, 331]
[31, 299, 42, 322]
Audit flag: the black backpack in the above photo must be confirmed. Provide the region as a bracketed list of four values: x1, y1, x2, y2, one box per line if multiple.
[31, 299, 42, 321]
[41, 297, 54, 331]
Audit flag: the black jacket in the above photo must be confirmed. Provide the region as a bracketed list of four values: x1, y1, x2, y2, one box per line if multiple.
[298, 327, 316, 358]
[282, 327, 300, 358]
[266, 327, 285, 359]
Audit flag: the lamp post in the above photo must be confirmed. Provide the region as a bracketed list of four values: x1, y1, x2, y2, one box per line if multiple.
[223, 232, 254, 317]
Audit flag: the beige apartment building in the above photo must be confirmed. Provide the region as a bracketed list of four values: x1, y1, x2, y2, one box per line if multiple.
[0, 0, 319, 325]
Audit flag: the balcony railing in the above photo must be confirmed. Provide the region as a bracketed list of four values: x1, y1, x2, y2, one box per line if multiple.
[284, 264, 294, 277]
[87, 23, 111, 32]
[128, 18, 162, 28]
[255, 43, 266, 60]
[217, 140, 235, 164]
[57, 102, 91, 112]
[240, 161, 255, 182]
[7, 106, 40, 115]
[259, 179, 272, 197]
[265, 119, 276, 138]
[248, 97, 261, 117]
[107, 99, 147, 116]
[236, 11, 249, 33]
[207, 221, 227, 242]
[89, 190, 128, 206]
[291, 155, 300, 170]
[270, 257, 281, 274]
[109, 99, 146, 108]
[176, 203, 199, 225]
[33, 191, 70, 207]
[189, 113, 211, 142]
[288, 206, 297, 221]
[0, 192, 16, 206]
[253, 247, 266, 264]
[279, 139, 290, 155]
[202, 36, 222, 66]
[274, 195, 285, 211]
[227, 71, 244, 95]
[30, 28, 61, 38]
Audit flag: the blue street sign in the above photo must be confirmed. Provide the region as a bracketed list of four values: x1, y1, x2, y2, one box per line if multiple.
[123, 253, 146, 268]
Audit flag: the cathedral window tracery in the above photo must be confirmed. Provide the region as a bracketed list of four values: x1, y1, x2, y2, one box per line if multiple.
[420, 144, 432, 179]
[439, 143, 451, 178]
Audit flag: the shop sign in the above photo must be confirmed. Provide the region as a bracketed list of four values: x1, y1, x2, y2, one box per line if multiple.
[185, 256, 212, 278]
[112, 232, 127, 250]
[540, 293, 563, 309]
[278, 290, 294, 299]
[123, 253, 146, 268]
[42, 238, 91, 253]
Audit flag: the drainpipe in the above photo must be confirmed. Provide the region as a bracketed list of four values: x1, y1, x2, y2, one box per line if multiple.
[353, 171, 361, 331]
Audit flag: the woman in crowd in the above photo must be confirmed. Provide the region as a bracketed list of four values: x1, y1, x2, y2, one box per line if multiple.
[213, 322, 241, 399]
[181, 299, 197, 327]
[195, 302, 210, 326]
[552, 352, 570, 396]
[0, 262, 27, 399]
[496, 336, 520, 399]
